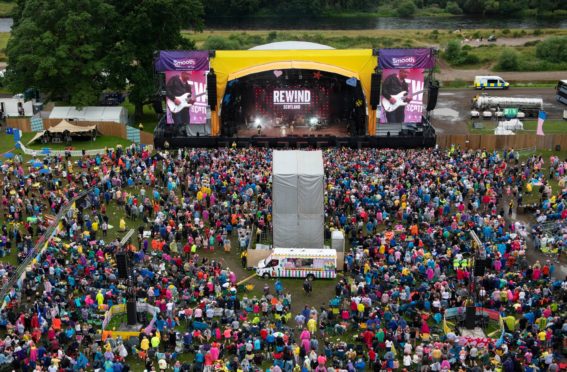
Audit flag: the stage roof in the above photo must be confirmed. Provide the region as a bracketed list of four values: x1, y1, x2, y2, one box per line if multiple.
[249, 41, 334, 50]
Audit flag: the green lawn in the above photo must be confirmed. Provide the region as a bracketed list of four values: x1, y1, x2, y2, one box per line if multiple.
[0, 2, 13, 18]
[0, 132, 15, 154]
[20, 132, 135, 151]
[469, 119, 567, 135]
[123, 101, 159, 134]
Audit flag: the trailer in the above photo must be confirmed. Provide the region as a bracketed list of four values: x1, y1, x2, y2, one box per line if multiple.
[472, 95, 543, 118]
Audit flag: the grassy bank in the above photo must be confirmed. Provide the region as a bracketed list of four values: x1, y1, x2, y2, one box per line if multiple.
[0, 2, 14, 18]
[468, 119, 567, 135]
[20, 132, 135, 151]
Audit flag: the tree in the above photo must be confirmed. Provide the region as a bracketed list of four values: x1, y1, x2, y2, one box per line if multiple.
[396, 0, 417, 17]
[536, 36, 567, 63]
[445, 1, 463, 14]
[6, 0, 116, 105]
[444, 39, 461, 63]
[106, 0, 204, 120]
[496, 48, 519, 71]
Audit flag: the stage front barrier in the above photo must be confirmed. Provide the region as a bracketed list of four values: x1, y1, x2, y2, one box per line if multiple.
[436, 134, 567, 151]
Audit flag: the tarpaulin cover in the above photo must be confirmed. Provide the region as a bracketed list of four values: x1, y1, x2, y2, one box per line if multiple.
[273, 150, 324, 248]
[379, 48, 435, 69]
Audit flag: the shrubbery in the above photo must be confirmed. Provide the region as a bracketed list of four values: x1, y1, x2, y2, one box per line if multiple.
[445, 1, 462, 15]
[396, 0, 416, 17]
[536, 36, 567, 64]
[496, 49, 519, 71]
[444, 39, 480, 66]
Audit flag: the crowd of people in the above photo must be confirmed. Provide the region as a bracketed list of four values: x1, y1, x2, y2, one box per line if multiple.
[0, 144, 564, 371]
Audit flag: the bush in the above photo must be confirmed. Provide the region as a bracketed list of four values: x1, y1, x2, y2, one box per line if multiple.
[536, 36, 567, 63]
[429, 30, 439, 40]
[445, 1, 462, 14]
[444, 39, 461, 63]
[501, 29, 511, 35]
[203, 36, 241, 50]
[267, 31, 278, 42]
[462, 44, 472, 51]
[456, 52, 480, 65]
[496, 49, 519, 71]
[533, 29, 543, 36]
[396, 0, 416, 17]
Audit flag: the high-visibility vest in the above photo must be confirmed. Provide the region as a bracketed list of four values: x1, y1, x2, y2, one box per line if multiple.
[460, 259, 468, 268]
[453, 259, 460, 269]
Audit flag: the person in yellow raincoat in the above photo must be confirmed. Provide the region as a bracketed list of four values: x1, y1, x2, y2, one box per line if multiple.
[119, 218, 126, 232]
[96, 291, 104, 307]
[140, 336, 150, 352]
[307, 318, 317, 334]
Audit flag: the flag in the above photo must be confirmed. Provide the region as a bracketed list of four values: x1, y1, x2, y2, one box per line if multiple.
[536, 111, 547, 136]
[36, 304, 45, 327]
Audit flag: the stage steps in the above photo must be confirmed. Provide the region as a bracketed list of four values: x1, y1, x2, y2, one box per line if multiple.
[375, 123, 402, 136]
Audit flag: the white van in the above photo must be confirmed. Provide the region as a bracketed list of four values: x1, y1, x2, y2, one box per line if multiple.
[255, 248, 337, 279]
[474, 76, 509, 90]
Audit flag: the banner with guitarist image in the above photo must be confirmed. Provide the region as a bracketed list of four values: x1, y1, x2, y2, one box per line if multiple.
[379, 68, 424, 124]
[165, 70, 208, 125]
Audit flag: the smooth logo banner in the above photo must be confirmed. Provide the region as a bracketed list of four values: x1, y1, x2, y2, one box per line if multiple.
[378, 48, 435, 69]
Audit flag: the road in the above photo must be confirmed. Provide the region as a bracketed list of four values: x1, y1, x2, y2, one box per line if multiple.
[431, 87, 566, 134]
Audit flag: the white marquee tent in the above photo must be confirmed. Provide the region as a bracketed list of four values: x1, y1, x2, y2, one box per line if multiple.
[49, 106, 128, 124]
[272, 150, 324, 249]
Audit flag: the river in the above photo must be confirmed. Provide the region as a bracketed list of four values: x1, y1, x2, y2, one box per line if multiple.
[205, 16, 567, 30]
[1, 16, 565, 33]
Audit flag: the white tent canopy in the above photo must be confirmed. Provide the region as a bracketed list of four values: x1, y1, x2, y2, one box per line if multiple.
[27, 120, 98, 145]
[272, 150, 324, 249]
[49, 106, 128, 124]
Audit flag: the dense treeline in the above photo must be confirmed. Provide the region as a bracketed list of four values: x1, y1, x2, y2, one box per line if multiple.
[6, 0, 203, 118]
[204, 0, 567, 17]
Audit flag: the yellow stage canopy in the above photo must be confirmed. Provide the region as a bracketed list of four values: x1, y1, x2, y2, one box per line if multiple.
[210, 49, 378, 136]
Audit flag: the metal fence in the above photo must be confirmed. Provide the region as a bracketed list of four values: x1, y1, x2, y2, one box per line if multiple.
[0, 185, 96, 308]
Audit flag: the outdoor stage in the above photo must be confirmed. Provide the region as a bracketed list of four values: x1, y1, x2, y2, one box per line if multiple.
[233, 121, 350, 138]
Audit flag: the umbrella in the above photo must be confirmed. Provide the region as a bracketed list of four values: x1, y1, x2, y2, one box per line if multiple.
[32, 161, 43, 167]
[39, 168, 51, 175]
[41, 148, 51, 155]
[3, 152, 14, 159]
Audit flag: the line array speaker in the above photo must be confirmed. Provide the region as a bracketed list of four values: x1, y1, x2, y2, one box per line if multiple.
[370, 73, 381, 110]
[426, 80, 439, 111]
[207, 70, 217, 110]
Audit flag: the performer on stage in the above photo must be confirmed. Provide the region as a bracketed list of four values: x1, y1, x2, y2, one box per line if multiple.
[166, 71, 195, 125]
[381, 69, 411, 124]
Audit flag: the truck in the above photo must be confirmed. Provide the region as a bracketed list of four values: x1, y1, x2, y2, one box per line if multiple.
[255, 248, 337, 279]
[472, 95, 543, 118]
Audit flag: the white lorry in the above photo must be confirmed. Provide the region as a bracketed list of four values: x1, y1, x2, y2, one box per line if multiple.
[471, 95, 544, 119]
[255, 248, 337, 279]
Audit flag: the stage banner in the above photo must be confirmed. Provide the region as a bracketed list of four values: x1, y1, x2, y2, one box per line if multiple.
[155, 50, 209, 72]
[378, 48, 435, 69]
[155, 51, 209, 125]
[379, 68, 424, 124]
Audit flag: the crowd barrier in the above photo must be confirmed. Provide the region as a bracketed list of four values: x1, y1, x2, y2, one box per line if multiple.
[0, 184, 98, 309]
[17, 141, 153, 157]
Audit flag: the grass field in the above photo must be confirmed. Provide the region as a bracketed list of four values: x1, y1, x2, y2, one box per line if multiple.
[0, 2, 14, 18]
[468, 119, 567, 135]
[20, 132, 135, 151]
[123, 101, 159, 134]
[184, 28, 567, 49]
